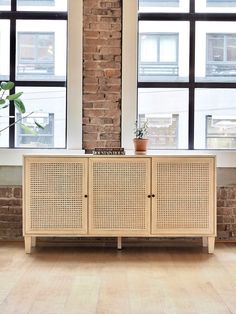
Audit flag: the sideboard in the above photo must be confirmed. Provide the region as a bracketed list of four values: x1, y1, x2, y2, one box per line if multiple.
[23, 154, 216, 253]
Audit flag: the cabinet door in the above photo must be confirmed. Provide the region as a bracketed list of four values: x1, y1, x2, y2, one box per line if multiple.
[24, 157, 88, 235]
[89, 157, 151, 235]
[152, 157, 216, 236]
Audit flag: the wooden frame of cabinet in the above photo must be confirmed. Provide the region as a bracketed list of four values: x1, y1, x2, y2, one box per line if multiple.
[23, 155, 216, 254]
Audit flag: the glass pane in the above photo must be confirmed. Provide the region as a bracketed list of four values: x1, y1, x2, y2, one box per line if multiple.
[0, 0, 10, 10]
[196, 22, 236, 82]
[195, 89, 236, 149]
[139, 21, 189, 82]
[0, 20, 10, 81]
[0, 107, 9, 147]
[138, 88, 188, 149]
[15, 86, 66, 148]
[139, 0, 189, 12]
[196, 0, 236, 12]
[16, 20, 67, 81]
[17, 0, 67, 11]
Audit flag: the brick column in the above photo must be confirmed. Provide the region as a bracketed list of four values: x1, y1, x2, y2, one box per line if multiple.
[83, 0, 122, 152]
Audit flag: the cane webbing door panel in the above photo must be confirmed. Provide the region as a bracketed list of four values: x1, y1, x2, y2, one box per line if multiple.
[152, 157, 216, 235]
[24, 157, 88, 235]
[89, 157, 151, 235]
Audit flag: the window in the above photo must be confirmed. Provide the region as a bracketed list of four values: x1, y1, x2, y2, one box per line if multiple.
[139, 0, 179, 7]
[139, 33, 179, 78]
[137, 0, 236, 150]
[206, 33, 236, 76]
[0, 0, 67, 148]
[206, 115, 236, 149]
[207, 0, 236, 6]
[17, 32, 55, 77]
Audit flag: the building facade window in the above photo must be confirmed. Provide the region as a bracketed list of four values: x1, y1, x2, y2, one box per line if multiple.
[139, 33, 179, 78]
[138, 0, 236, 150]
[206, 33, 236, 76]
[17, 32, 55, 78]
[0, 0, 67, 148]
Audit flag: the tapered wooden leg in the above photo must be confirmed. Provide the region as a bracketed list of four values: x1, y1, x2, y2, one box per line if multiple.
[32, 237, 36, 247]
[117, 237, 122, 250]
[208, 237, 215, 254]
[202, 237, 208, 247]
[25, 236, 32, 254]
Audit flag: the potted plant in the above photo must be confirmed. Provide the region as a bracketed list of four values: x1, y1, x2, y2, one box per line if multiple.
[0, 81, 42, 134]
[133, 119, 149, 153]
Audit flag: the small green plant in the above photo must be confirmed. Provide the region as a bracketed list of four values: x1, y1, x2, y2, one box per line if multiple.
[134, 120, 149, 139]
[0, 81, 43, 134]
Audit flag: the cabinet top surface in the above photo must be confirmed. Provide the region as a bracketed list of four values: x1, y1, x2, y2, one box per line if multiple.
[23, 150, 216, 159]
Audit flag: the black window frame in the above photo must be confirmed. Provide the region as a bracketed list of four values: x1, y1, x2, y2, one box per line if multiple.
[138, 0, 236, 150]
[0, 0, 67, 148]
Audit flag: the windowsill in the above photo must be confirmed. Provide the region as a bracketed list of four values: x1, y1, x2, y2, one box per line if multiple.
[0, 148, 236, 167]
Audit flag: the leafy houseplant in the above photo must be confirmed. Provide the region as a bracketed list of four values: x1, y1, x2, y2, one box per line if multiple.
[133, 120, 149, 153]
[0, 81, 42, 134]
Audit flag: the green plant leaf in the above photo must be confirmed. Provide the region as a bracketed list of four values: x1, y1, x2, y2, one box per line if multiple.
[7, 92, 23, 100]
[34, 121, 44, 129]
[20, 124, 37, 135]
[14, 99, 26, 113]
[0, 99, 6, 105]
[1, 81, 14, 91]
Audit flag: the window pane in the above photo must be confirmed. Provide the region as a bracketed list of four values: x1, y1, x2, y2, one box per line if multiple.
[139, 0, 189, 12]
[0, 20, 10, 81]
[139, 21, 189, 82]
[138, 88, 188, 149]
[17, 0, 67, 11]
[195, 89, 236, 149]
[0, 0, 10, 10]
[15, 87, 66, 148]
[0, 107, 9, 147]
[196, 22, 236, 82]
[196, 0, 236, 12]
[16, 20, 67, 81]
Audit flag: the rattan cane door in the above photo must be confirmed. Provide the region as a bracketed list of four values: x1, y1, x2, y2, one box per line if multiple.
[89, 157, 151, 235]
[24, 157, 88, 235]
[151, 157, 216, 236]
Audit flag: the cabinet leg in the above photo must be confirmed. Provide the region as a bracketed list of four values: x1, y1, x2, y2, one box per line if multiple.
[25, 236, 32, 254]
[117, 237, 122, 250]
[207, 237, 215, 254]
[32, 237, 36, 247]
[202, 237, 208, 247]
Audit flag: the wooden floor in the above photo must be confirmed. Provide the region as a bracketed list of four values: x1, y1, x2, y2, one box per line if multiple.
[0, 242, 236, 314]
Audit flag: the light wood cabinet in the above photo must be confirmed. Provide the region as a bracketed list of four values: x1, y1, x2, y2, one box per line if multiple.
[23, 155, 216, 254]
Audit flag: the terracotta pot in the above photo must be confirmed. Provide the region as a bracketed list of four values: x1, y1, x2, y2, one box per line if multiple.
[133, 138, 149, 152]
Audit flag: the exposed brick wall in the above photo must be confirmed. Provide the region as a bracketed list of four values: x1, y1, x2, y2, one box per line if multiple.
[217, 187, 236, 240]
[0, 186, 22, 240]
[1, 185, 236, 241]
[83, 0, 122, 152]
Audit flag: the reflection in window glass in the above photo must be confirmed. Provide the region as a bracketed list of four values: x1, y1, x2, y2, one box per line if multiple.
[138, 88, 188, 149]
[195, 89, 236, 149]
[0, 20, 10, 81]
[16, 20, 67, 81]
[139, 21, 189, 82]
[15, 87, 66, 148]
